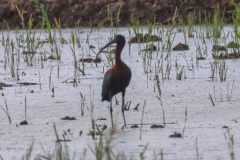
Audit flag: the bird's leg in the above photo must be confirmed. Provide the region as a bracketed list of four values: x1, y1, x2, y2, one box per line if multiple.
[110, 97, 114, 128]
[122, 91, 127, 128]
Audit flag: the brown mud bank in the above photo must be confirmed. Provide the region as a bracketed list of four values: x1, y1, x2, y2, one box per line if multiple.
[0, 0, 237, 29]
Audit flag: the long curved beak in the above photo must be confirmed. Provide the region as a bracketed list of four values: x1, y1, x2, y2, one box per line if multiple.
[96, 38, 117, 59]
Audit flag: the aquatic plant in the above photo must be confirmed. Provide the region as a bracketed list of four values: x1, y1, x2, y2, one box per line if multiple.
[229, 0, 240, 52]
[212, 7, 225, 38]
[130, 15, 140, 36]
[155, 73, 165, 126]
[80, 92, 86, 116]
[2, 100, 11, 124]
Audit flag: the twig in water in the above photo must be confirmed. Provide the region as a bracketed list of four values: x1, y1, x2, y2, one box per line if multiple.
[127, 101, 131, 110]
[209, 93, 215, 106]
[134, 103, 139, 110]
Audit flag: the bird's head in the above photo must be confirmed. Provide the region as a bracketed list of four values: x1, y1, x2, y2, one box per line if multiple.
[96, 35, 125, 59]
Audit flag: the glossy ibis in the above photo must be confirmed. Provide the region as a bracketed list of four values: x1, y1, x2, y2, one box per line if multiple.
[96, 35, 131, 128]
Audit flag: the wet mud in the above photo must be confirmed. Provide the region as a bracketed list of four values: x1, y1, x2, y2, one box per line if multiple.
[0, 0, 236, 29]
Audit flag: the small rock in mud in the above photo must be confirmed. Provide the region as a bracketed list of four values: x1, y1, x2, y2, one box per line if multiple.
[129, 34, 161, 43]
[79, 58, 101, 63]
[131, 124, 139, 128]
[212, 45, 226, 51]
[227, 41, 238, 48]
[61, 116, 76, 120]
[19, 120, 28, 125]
[222, 126, 229, 128]
[141, 44, 157, 51]
[169, 132, 181, 138]
[172, 43, 189, 51]
[89, 45, 95, 49]
[150, 125, 164, 129]
[48, 55, 56, 60]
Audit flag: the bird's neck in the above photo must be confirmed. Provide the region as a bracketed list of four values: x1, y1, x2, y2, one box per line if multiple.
[115, 43, 124, 66]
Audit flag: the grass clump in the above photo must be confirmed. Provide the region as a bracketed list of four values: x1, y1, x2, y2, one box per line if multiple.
[212, 7, 225, 38]
[219, 60, 228, 81]
[33, 0, 52, 45]
[80, 92, 86, 116]
[130, 15, 140, 36]
[229, 0, 240, 53]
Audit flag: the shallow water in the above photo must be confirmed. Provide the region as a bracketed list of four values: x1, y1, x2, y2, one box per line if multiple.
[0, 26, 240, 159]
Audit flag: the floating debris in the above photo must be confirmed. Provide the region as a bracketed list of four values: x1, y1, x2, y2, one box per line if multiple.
[212, 45, 226, 51]
[131, 124, 139, 128]
[212, 52, 240, 59]
[17, 83, 38, 86]
[0, 83, 13, 89]
[169, 132, 181, 138]
[79, 58, 101, 63]
[129, 34, 161, 43]
[97, 118, 106, 120]
[61, 116, 76, 120]
[173, 43, 189, 51]
[22, 51, 37, 54]
[58, 139, 71, 142]
[19, 120, 28, 125]
[196, 57, 206, 60]
[150, 125, 164, 129]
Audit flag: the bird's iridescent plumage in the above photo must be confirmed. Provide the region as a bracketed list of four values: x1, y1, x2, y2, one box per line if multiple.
[96, 35, 131, 128]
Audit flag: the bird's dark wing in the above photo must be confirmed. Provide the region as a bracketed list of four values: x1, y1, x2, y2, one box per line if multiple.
[101, 69, 115, 102]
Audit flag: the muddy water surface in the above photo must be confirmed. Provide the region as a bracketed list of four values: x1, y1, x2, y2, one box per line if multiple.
[0, 26, 240, 159]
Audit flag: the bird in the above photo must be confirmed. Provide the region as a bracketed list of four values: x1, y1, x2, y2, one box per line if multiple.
[96, 35, 131, 128]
